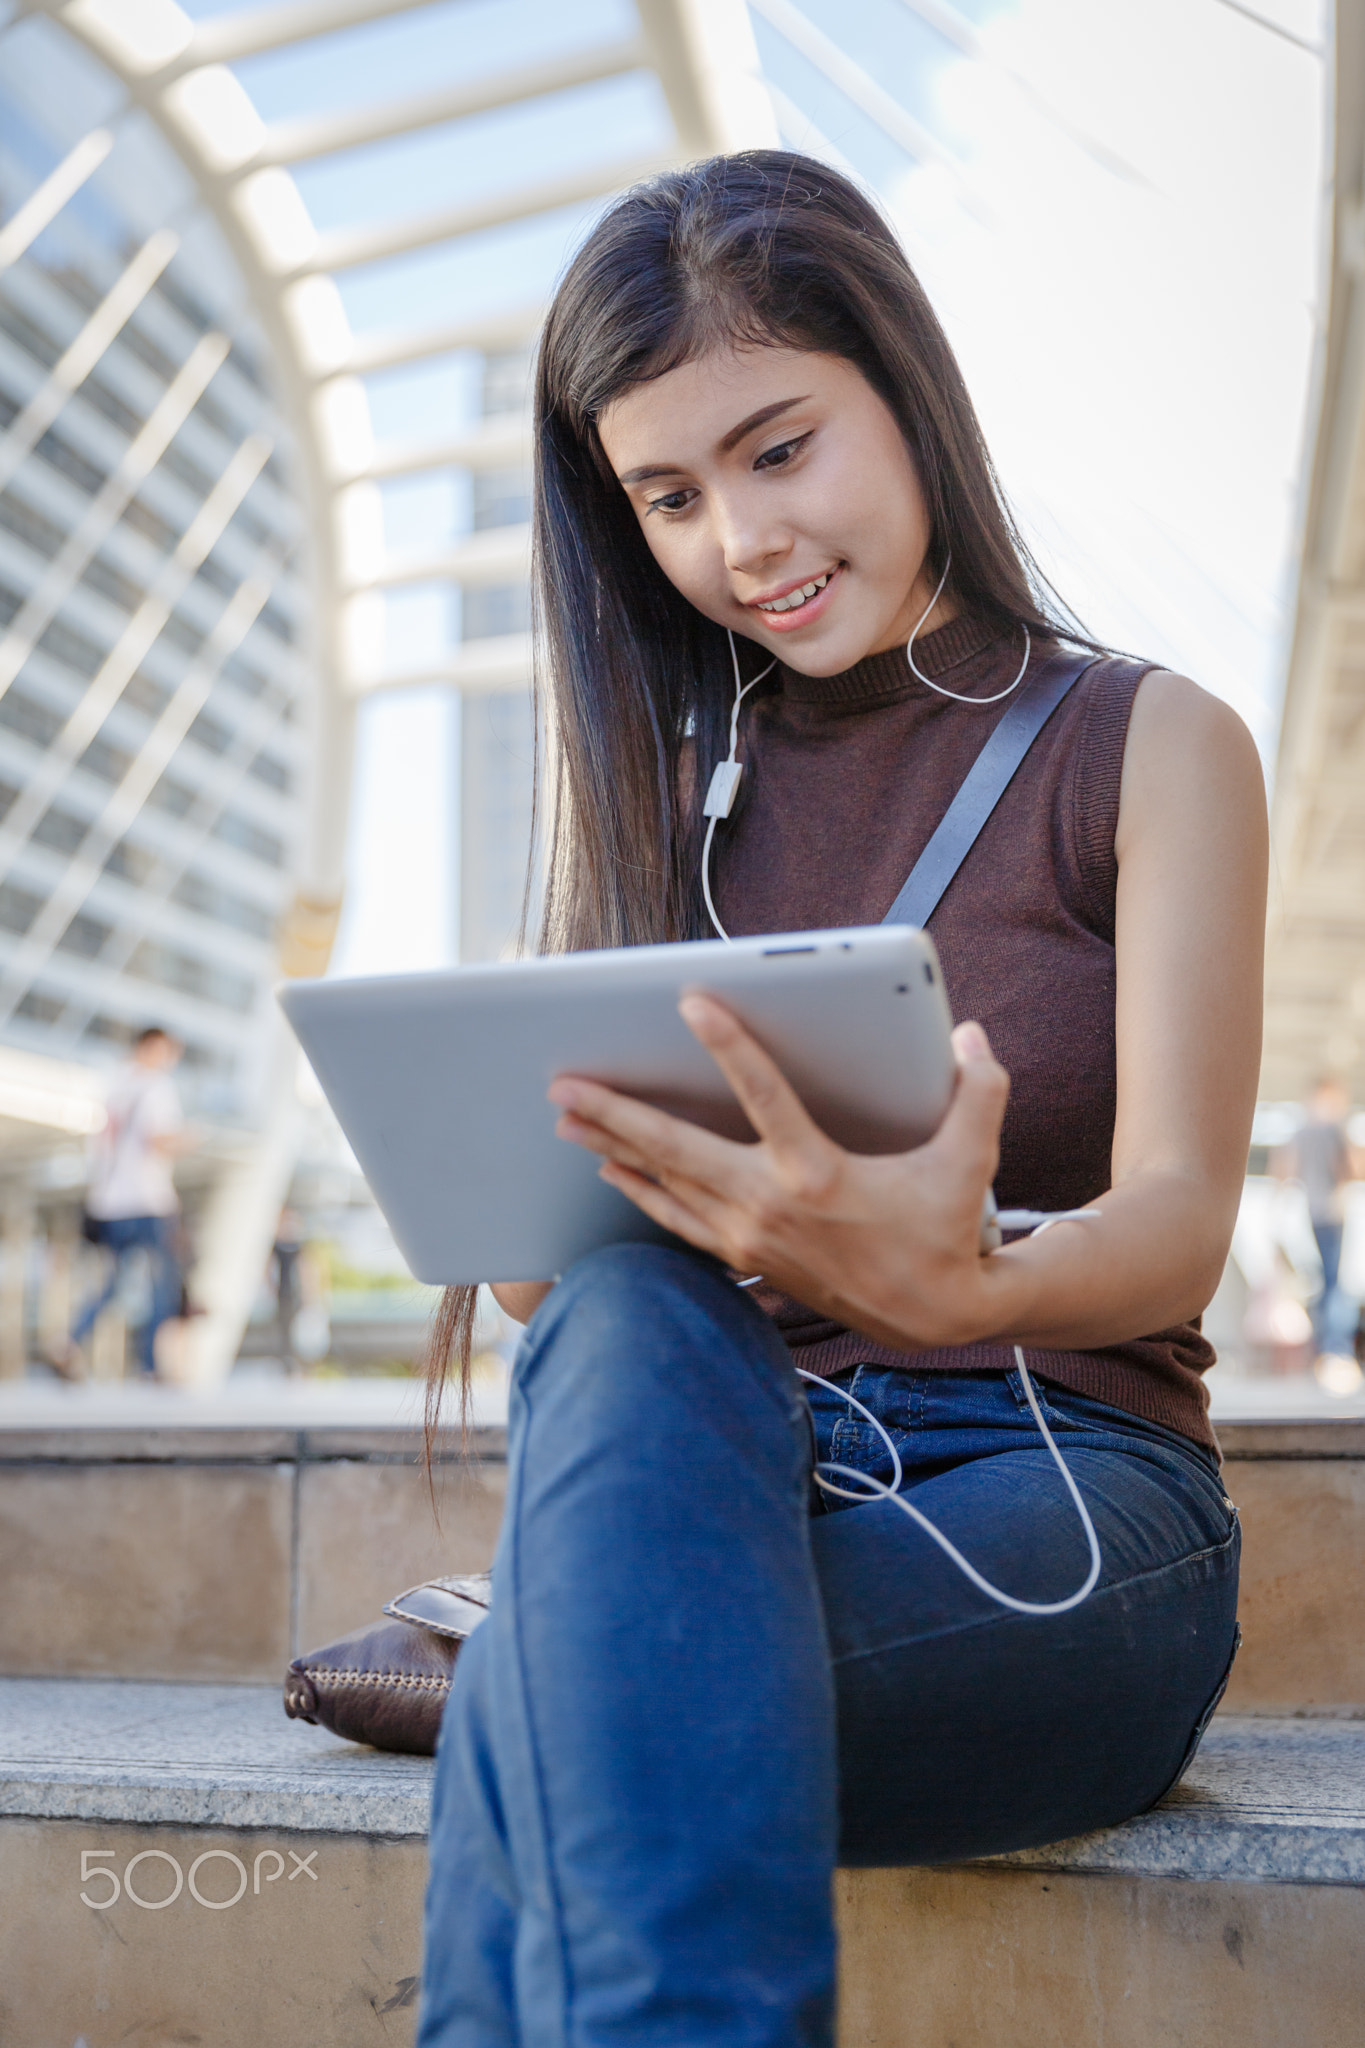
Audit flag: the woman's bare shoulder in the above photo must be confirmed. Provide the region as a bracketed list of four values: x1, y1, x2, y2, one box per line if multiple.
[1117, 669, 1266, 859]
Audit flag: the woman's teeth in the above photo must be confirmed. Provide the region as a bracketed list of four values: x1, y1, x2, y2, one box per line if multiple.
[758, 572, 831, 614]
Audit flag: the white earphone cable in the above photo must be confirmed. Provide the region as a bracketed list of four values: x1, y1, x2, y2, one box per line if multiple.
[698, 600, 1097, 1615]
[702, 630, 776, 942]
[702, 565, 1037, 936]
[795, 1343, 1102, 1616]
[907, 553, 1031, 707]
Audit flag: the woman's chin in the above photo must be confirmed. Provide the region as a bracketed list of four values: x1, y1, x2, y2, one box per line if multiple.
[760, 624, 888, 678]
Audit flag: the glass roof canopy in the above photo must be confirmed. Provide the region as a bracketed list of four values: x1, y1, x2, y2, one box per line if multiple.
[0, 0, 1344, 1378]
[4, 0, 1329, 985]
[0, 0, 783, 1371]
[3, 0, 776, 958]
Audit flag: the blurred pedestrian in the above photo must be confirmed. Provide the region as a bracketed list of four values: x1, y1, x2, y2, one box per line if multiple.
[1277, 1077, 1362, 1369]
[53, 1027, 195, 1380]
[271, 1206, 311, 1375]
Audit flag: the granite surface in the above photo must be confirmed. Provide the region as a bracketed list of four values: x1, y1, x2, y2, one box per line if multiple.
[989, 1717, 1365, 1885]
[2, 1681, 1363, 1883]
[0, 1678, 435, 1835]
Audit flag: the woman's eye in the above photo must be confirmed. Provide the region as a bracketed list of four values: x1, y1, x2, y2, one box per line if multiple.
[646, 488, 696, 516]
[754, 433, 811, 472]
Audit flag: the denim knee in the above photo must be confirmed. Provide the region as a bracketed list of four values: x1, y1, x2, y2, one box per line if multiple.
[512, 1240, 806, 1451]
[535, 1239, 727, 1322]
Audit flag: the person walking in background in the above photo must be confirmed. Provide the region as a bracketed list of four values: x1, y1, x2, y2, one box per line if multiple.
[271, 1206, 329, 1375]
[1279, 1077, 1362, 1374]
[272, 1207, 305, 1374]
[53, 1026, 194, 1380]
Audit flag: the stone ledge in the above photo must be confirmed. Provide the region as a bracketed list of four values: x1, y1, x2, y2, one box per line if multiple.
[1219, 1419, 1365, 1460]
[2, 1415, 1359, 1466]
[3, 1680, 1363, 1886]
[990, 1718, 1365, 1886]
[0, 1376, 511, 1465]
[0, 1680, 432, 1836]
[0, 1424, 507, 1464]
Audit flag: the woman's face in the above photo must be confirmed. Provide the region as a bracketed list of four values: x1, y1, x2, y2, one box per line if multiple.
[597, 343, 952, 676]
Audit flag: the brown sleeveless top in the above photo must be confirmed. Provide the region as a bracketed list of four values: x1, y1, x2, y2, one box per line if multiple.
[715, 612, 1217, 1451]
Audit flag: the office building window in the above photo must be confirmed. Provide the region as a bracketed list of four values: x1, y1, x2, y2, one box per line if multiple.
[473, 468, 531, 532]
[463, 583, 531, 641]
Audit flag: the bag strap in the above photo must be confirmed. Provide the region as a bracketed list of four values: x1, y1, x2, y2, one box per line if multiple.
[882, 651, 1100, 930]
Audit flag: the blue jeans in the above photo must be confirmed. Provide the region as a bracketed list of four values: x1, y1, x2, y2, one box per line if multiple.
[419, 1245, 1239, 2048]
[72, 1214, 180, 1376]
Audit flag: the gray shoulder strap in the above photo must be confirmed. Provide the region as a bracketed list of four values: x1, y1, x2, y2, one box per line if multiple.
[882, 652, 1100, 930]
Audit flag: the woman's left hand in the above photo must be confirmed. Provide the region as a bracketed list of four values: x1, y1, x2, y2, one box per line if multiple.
[547, 995, 1013, 1353]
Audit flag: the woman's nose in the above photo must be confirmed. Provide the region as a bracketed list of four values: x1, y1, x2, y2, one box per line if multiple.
[716, 495, 791, 579]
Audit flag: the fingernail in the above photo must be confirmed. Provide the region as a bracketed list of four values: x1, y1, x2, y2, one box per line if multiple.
[547, 1080, 577, 1107]
[956, 1021, 990, 1059]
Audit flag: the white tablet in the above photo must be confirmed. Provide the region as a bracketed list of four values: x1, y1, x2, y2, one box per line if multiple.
[279, 924, 956, 1285]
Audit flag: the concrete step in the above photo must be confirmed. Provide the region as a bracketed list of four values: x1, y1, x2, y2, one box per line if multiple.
[0, 1678, 429, 2047]
[2, 1679, 1363, 2047]
[2, 1404, 1363, 1715]
[1216, 1418, 1365, 1715]
[0, 1399, 507, 1685]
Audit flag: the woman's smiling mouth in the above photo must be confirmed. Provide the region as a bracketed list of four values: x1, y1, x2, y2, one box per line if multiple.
[748, 564, 842, 631]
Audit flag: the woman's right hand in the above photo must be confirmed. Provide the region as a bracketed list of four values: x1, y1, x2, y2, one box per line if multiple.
[491, 1281, 554, 1325]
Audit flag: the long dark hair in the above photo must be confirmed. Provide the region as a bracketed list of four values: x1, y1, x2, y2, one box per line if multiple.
[427, 148, 1088, 1431]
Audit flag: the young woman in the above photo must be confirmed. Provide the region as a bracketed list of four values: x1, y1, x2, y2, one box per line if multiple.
[418, 151, 1265, 2047]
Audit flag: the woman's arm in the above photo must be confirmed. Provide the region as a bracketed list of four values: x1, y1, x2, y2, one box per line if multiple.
[973, 670, 1267, 1344]
[547, 672, 1268, 1352]
[491, 1282, 554, 1323]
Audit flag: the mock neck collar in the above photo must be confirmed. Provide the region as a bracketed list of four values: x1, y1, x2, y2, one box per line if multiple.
[775, 612, 1009, 708]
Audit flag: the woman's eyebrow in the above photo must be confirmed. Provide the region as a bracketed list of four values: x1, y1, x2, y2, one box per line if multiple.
[718, 395, 809, 453]
[617, 396, 812, 485]
[619, 460, 687, 485]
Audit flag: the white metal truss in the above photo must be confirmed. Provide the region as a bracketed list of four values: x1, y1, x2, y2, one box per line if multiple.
[0, 331, 231, 697]
[1262, 0, 1365, 1100]
[0, 229, 179, 495]
[749, 0, 957, 176]
[0, 609, 280, 1019]
[0, 549, 282, 1028]
[0, 0, 1351, 1379]
[2, 0, 776, 1378]
[0, 127, 114, 271]
[55, 679, 299, 1035]
[28, 0, 775, 881]
[0, 431, 273, 873]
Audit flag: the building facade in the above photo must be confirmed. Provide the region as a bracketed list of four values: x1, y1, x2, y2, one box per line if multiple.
[0, 0, 776, 1378]
[0, 20, 311, 1123]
